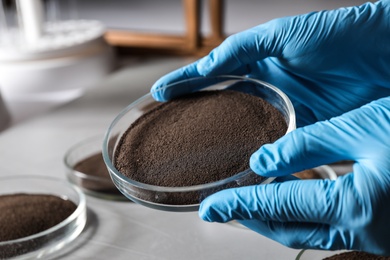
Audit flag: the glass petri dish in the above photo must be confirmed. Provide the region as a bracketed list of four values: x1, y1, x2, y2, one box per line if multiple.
[102, 75, 296, 212]
[296, 249, 390, 259]
[314, 165, 338, 180]
[294, 165, 338, 180]
[0, 175, 87, 259]
[64, 135, 127, 201]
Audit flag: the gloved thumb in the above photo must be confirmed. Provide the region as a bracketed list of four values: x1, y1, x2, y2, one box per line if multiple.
[250, 119, 354, 177]
[251, 96, 390, 177]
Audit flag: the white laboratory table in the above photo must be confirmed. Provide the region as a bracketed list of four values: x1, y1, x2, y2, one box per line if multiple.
[0, 56, 316, 260]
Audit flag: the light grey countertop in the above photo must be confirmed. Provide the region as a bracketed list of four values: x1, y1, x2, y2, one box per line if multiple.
[0, 55, 349, 260]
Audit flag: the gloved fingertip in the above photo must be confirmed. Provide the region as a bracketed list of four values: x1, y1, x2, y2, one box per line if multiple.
[150, 76, 173, 102]
[198, 212, 213, 223]
[150, 85, 168, 102]
[249, 147, 275, 176]
[198, 199, 214, 222]
[199, 196, 228, 223]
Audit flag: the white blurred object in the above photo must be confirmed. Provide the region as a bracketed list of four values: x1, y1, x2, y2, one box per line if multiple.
[0, 20, 114, 98]
[0, 1, 115, 123]
[17, 0, 44, 43]
[0, 89, 11, 131]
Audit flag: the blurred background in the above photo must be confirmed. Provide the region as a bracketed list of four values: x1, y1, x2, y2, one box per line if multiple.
[76, 0, 373, 36]
[0, 1, 365, 258]
[0, 0, 373, 128]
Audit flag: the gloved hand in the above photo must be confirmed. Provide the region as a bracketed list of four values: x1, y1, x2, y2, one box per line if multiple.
[199, 97, 390, 256]
[151, 0, 390, 127]
[151, 0, 390, 255]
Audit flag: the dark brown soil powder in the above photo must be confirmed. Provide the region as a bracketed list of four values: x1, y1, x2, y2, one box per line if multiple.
[294, 169, 323, 180]
[114, 90, 287, 205]
[324, 251, 390, 259]
[74, 153, 108, 180]
[73, 152, 121, 195]
[0, 193, 77, 258]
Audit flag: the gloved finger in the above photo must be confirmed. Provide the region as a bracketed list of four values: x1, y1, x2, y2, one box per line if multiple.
[250, 119, 354, 177]
[150, 54, 257, 102]
[150, 59, 264, 102]
[196, 3, 376, 78]
[251, 97, 390, 177]
[195, 18, 292, 77]
[150, 19, 295, 102]
[199, 177, 345, 224]
[150, 61, 203, 101]
[151, 62, 200, 101]
[236, 219, 345, 251]
[196, 27, 278, 77]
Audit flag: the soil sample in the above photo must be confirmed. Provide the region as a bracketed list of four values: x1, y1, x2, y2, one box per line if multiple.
[0, 193, 77, 258]
[324, 251, 390, 259]
[73, 152, 122, 196]
[114, 90, 287, 205]
[294, 169, 323, 180]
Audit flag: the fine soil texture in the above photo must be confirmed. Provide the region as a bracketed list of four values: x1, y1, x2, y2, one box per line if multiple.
[74, 152, 122, 195]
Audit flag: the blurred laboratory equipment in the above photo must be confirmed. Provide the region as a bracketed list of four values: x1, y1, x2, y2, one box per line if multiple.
[0, 88, 10, 131]
[0, 0, 114, 123]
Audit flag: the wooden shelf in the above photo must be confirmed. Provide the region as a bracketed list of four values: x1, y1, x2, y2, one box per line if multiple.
[104, 0, 225, 56]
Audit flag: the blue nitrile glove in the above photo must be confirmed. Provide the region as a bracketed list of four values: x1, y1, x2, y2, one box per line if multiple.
[151, 0, 390, 127]
[200, 97, 390, 255]
[151, 1, 390, 255]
